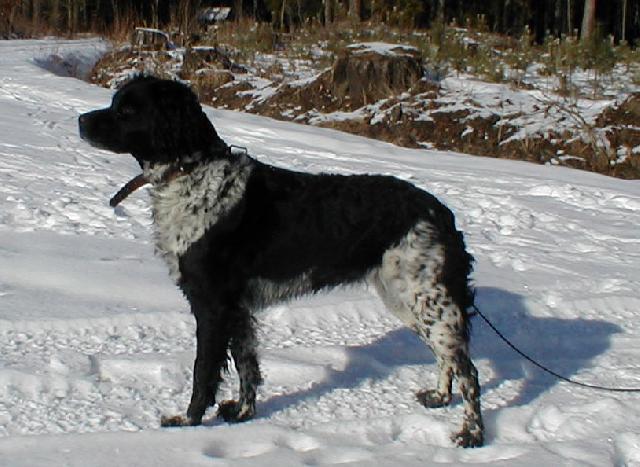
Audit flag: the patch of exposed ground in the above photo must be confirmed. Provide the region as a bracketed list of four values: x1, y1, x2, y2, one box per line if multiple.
[90, 42, 640, 179]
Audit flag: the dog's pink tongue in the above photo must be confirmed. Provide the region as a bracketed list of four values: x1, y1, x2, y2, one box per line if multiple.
[109, 173, 149, 207]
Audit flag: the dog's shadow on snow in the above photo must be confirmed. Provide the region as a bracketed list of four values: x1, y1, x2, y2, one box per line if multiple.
[258, 286, 621, 417]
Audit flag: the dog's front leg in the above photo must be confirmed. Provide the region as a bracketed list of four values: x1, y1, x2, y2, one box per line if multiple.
[161, 305, 229, 427]
[218, 314, 261, 423]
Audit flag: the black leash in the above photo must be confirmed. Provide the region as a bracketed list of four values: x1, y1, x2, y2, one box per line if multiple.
[473, 305, 640, 393]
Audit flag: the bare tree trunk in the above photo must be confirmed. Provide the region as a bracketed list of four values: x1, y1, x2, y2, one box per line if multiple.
[9, 1, 22, 33]
[502, 0, 511, 33]
[580, 0, 596, 40]
[234, 0, 242, 21]
[153, 0, 159, 29]
[295, 0, 302, 27]
[32, 0, 40, 32]
[51, 0, 59, 32]
[67, 0, 72, 34]
[81, 0, 87, 30]
[567, 0, 572, 33]
[348, 0, 361, 21]
[622, 0, 627, 42]
[554, 0, 562, 35]
[437, 0, 445, 23]
[110, 0, 118, 32]
[181, 0, 190, 43]
[324, 0, 333, 25]
[280, 0, 286, 31]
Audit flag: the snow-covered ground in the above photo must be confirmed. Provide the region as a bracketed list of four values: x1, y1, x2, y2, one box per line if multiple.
[1, 39, 640, 466]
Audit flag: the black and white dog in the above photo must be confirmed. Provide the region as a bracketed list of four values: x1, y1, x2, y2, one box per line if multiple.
[78, 76, 483, 447]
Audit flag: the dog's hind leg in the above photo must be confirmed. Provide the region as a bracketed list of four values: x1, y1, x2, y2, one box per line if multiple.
[415, 306, 483, 448]
[374, 221, 483, 448]
[218, 315, 262, 423]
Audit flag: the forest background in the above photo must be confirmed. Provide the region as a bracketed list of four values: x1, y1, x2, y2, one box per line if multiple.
[1, 1, 638, 47]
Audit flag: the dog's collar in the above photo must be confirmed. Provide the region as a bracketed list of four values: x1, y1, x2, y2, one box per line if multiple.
[109, 173, 148, 207]
[109, 145, 235, 208]
[109, 164, 196, 208]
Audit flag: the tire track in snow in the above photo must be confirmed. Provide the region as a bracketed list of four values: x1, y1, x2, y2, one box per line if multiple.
[0, 293, 421, 437]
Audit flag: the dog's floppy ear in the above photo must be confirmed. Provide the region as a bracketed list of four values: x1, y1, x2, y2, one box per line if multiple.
[150, 80, 227, 162]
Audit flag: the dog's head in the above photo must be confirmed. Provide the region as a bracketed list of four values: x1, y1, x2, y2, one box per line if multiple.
[79, 76, 227, 167]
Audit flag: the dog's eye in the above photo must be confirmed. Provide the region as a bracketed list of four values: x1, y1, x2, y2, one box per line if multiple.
[117, 106, 137, 117]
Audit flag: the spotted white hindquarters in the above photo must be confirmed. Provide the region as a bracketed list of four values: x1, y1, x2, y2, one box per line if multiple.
[372, 220, 483, 447]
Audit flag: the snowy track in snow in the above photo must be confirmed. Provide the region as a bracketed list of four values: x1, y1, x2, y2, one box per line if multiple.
[0, 40, 639, 466]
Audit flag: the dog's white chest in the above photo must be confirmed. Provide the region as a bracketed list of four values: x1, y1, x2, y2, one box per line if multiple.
[148, 160, 251, 282]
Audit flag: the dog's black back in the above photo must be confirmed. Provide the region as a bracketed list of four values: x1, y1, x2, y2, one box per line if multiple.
[183, 161, 469, 304]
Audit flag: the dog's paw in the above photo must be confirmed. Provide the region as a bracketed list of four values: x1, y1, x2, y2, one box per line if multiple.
[160, 414, 196, 427]
[416, 389, 452, 409]
[451, 424, 484, 448]
[217, 400, 255, 423]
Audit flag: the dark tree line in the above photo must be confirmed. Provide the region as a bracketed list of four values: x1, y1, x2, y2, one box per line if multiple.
[2, 0, 639, 45]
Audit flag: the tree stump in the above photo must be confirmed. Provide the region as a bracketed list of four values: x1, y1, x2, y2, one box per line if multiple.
[254, 42, 426, 115]
[327, 43, 424, 109]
